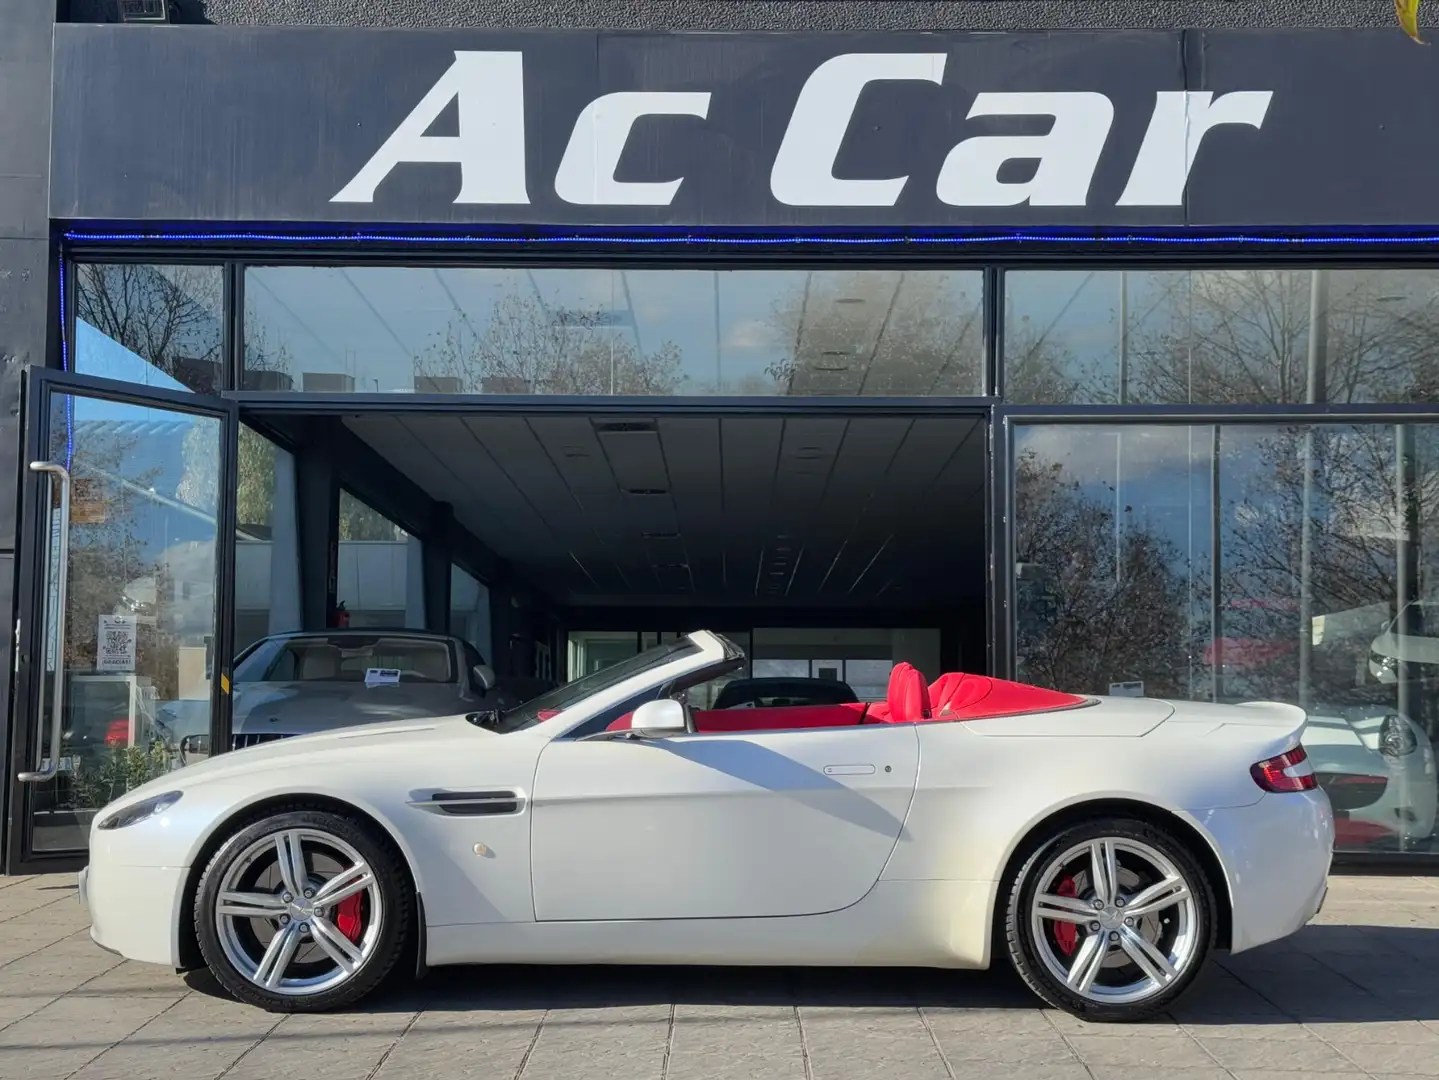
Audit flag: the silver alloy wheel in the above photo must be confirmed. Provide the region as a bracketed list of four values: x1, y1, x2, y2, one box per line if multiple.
[213, 828, 383, 997]
[1029, 836, 1200, 1006]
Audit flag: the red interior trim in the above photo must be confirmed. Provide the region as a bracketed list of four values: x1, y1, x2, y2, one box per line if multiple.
[603, 674, 1089, 733]
[606, 702, 868, 733]
[930, 676, 1088, 720]
[693, 702, 868, 732]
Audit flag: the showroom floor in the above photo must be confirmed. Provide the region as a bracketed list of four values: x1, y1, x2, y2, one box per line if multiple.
[0, 874, 1437, 1080]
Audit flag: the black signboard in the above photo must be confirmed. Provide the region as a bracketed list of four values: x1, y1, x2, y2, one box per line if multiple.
[47, 25, 1439, 228]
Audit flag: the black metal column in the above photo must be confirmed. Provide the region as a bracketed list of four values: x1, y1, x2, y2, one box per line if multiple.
[0, 1, 56, 874]
[294, 420, 340, 631]
[423, 501, 454, 635]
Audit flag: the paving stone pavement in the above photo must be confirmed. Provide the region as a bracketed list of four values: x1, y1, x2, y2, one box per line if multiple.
[0, 873, 1438, 1079]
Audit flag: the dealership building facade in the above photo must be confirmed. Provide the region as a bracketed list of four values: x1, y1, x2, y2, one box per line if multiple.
[3, 0, 1439, 873]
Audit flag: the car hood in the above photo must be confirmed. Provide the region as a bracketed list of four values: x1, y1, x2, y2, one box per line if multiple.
[231, 681, 467, 734]
[157, 712, 490, 789]
[1371, 630, 1439, 666]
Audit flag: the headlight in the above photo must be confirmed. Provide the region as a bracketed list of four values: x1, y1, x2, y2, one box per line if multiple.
[1380, 714, 1419, 759]
[96, 791, 183, 830]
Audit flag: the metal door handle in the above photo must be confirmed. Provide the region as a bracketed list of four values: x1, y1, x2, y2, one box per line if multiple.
[19, 462, 70, 783]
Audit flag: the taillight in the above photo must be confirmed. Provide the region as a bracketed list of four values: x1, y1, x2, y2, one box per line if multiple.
[105, 719, 129, 747]
[1251, 744, 1318, 793]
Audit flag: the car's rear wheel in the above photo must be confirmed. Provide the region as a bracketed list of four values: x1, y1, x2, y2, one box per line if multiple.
[194, 809, 412, 1011]
[1004, 817, 1215, 1022]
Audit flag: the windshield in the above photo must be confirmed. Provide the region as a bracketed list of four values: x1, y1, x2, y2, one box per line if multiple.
[1391, 601, 1439, 630]
[489, 637, 701, 733]
[234, 635, 455, 684]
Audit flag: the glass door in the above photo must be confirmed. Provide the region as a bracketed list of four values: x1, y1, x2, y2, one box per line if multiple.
[7, 371, 237, 871]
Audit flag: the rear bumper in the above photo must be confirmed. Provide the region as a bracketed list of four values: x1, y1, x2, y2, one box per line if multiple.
[1190, 790, 1333, 954]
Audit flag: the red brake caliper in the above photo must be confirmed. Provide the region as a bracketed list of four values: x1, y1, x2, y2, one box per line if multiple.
[335, 894, 364, 943]
[1054, 876, 1079, 956]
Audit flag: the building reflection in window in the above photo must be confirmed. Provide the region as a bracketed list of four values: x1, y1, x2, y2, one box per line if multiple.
[234, 425, 301, 654]
[1013, 421, 1439, 855]
[1004, 268, 1439, 405]
[243, 266, 985, 397]
[73, 263, 224, 393]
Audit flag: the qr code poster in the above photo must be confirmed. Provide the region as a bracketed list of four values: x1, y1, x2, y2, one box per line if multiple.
[96, 614, 138, 674]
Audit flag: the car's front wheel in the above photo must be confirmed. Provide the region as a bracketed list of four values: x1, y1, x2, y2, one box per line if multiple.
[1004, 817, 1216, 1022]
[194, 808, 412, 1011]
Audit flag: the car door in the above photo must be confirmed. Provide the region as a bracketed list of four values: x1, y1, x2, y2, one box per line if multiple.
[528, 721, 920, 922]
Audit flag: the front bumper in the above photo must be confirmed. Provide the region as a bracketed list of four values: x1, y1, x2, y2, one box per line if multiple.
[82, 859, 187, 968]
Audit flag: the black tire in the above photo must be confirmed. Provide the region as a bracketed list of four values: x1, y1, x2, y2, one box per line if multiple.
[1003, 816, 1216, 1022]
[194, 808, 413, 1012]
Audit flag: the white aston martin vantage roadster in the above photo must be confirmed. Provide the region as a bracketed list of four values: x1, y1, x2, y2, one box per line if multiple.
[80, 631, 1334, 1023]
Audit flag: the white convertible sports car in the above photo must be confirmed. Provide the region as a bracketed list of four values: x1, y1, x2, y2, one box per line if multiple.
[80, 631, 1334, 1023]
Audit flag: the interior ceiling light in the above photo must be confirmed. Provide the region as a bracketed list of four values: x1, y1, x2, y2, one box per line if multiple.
[836, 297, 866, 304]
[594, 419, 657, 434]
[116, 0, 171, 22]
[641, 531, 680, 540]
[561, 447, 589, 458]
[624, 487, 668, 496]
[795, 447, 825, 459]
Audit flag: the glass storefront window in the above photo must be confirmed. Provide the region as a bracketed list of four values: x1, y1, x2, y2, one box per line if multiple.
[1013, 421, 1439, 855]
[37, 392, 226, 849]
[243, 267, 985, 397]
[449, 564, 492, 660]
[1004, 269, 1439, 405]
[336, 490, 424, 629]
[234, 425, 301, 654]
[73, 264, 224, 393]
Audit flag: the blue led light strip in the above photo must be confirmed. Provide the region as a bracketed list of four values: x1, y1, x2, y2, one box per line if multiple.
[57, 251, 73, 470]
[62, 227, 1439, 247]
[58, 251, 68, 373]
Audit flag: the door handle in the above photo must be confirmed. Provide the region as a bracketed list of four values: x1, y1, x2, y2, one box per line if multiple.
[19, 462, 70, 784]
[823, 764, 876, 776]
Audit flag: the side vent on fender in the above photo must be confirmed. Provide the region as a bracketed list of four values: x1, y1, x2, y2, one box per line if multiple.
[429, 790, 524, 816]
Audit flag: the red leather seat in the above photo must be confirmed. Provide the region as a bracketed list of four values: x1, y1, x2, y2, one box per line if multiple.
[868, 662, 931, 724]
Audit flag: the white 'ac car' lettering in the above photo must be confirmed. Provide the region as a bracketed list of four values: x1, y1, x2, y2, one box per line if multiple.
[331, 50, 529, 205]
[936, 92, 1114, 207]
[770, 52, 948, 207]
[1117, 90, 1273, 206]
[330, 48, 1275, 212]
[555, 91, 713, 205]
